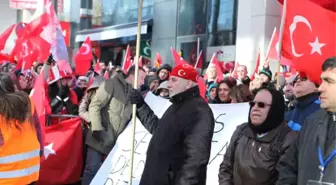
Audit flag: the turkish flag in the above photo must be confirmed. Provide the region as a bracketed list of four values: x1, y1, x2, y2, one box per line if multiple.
[75, 37, 93, 76]
[0, 24, 15, 50]
[30, 72, 47, 141]
[277, 0, 336, 12]
[250, 49, 261, 81]
[154, 52, 163, 68]
[266, 27, 292, 66]
[171, 47, 188, 66]
[122, 45, 132, 73]
[37, 118, 83, 185]
[281, 0, 336, 84]
[208, 52, 224, 82]
[197, 76, 206, 100]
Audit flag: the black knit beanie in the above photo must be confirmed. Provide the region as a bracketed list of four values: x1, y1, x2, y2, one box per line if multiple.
[248, 87, 285, 134]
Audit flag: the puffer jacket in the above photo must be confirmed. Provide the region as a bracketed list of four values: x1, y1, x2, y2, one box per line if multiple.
[88, 73, 133, 154]
[219, 122, 297, 185]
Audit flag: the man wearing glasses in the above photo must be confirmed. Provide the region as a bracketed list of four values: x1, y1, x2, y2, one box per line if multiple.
[285, 72, 321, 131]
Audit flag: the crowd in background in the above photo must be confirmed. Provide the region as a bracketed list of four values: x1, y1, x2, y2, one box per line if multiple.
[0, 55, 335, 185]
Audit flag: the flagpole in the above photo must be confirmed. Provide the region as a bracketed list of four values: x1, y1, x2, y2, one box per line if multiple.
[128, 0, 143, 184]
[197, 37, 200, 59]
[276, 0, 287, 90]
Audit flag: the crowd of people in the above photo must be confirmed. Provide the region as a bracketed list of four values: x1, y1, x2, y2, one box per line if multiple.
[0, 54, 335, 185]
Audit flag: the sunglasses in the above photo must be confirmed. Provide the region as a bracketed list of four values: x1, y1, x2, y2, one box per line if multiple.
[249, 101, 271, 108]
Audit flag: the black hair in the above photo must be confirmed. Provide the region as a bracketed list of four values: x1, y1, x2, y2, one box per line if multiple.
[0, 72, 16, 93]
[322, 56, 336, 71]
[126, 65, 145, 78]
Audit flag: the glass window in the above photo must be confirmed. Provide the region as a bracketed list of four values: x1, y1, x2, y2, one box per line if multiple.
[207, 31, 236, 46]
[101, 0, 153, 26]
[208, 0, 236, 33]
[92, 0, 102, 26]
[177, 0, 207, 36]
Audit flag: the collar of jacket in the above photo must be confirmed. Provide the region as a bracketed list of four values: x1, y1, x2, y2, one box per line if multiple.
[244, 121, 287, 143]
[295, 92, 319, 108]
[170, 86, 200, 104]
[113, 73, 132, 94]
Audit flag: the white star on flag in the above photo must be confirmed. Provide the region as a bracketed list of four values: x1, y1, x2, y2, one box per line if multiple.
[44, 142, 56, 159]
[309, 37, 326, 55]
[40, 24, 56, 44]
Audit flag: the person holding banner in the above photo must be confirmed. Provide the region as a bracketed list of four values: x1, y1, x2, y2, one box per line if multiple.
[129, 64, 215, 185]
[218, 86, 297, 185]
[276, 57, 336, 185]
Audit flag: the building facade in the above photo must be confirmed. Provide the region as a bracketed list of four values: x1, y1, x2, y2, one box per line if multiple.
[11, 0, 282, 75]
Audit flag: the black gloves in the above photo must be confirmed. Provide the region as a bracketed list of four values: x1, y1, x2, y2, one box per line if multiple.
[128, 88, 145, 108]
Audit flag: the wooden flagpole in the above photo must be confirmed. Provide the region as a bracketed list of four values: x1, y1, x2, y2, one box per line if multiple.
[128, 0, 143, 184]
[276, 0, 287, 90]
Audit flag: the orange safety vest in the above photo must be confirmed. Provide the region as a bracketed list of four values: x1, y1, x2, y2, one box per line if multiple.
[0, 100, 40, 185]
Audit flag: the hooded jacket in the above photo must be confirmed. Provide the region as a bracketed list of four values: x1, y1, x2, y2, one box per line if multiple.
[219, 87, 297, 185]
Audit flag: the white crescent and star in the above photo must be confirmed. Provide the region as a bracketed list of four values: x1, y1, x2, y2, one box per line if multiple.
[289, 15, 326, 57]
[44, 142, 56, 160]
[309, 37, 325, 55]
[178, 69, 186, 76]
[81, 43, 90, 55]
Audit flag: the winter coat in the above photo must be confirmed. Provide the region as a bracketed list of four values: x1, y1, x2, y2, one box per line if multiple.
[218, 122, 297, 185]
[285, 93, 320, 131]
[88, 73, 133, 154]
[276, 110, 336, 185]
[136, 86, 214, 185]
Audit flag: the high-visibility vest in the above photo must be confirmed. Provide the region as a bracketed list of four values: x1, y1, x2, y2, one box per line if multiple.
[0, 100, 40, 185]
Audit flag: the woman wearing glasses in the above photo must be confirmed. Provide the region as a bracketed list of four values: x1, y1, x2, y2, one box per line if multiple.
[218, 86, 298, 185]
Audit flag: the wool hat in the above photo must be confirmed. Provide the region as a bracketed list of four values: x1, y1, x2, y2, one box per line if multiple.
[170, 64, 199, 82]
[157, 64, 172, 74]
[259, 68, 273, 79]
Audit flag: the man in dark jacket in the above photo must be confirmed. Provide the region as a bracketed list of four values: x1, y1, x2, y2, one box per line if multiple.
[276, 57, 336, 185]
[129, 64, 215, 185]
[285, 72, 320, 131]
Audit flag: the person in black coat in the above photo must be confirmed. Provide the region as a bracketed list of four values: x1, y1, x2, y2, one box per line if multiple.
[276, 57, 336, 185]
[129, 64, 215, 185]
[218, 86, 297, 185]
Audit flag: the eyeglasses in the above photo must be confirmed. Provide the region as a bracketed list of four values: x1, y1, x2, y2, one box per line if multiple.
[249, 101, 271, 108]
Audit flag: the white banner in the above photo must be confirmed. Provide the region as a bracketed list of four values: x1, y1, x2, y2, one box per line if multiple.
[91, 92, 250, 185]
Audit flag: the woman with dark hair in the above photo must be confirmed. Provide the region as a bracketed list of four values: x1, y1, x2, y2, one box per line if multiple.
[0, 72, 41, 185]
[213, 77, 237, 104]
[230, 84, 253, 103]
